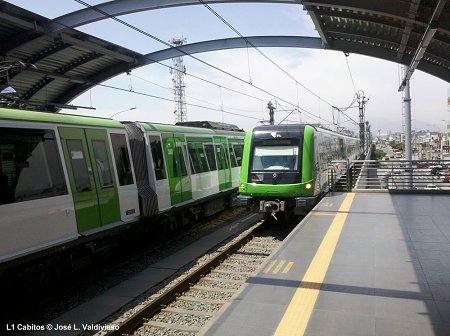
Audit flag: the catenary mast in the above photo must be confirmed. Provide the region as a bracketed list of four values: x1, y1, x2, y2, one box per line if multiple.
[170, 37, 188, 123]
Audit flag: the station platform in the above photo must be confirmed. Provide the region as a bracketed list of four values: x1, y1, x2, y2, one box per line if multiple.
[203, 192, 450, 336]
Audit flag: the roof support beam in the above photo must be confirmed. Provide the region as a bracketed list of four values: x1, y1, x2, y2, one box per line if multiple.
[21, 67, 88, 84]
[398, 0, 446, 91]
[301, 4, 331, 48]
[56, 34, 136, 63]
[141, 36, 323, 65]
[53, 35, 323, 107]
[0, 12, 44, 31]
[396, 0, 421, 62]
[44, 0, 297, 33]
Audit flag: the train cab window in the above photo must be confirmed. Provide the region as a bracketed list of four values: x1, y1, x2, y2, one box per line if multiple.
[0, 128, 67, 205]
[203, 144, 217, 171]
[67, 139, 92, 192]
[92, 140, 114, 188]
[110, 133, 133, 186]
[252, 146, 299, 171]
[149, 136, 166, 180]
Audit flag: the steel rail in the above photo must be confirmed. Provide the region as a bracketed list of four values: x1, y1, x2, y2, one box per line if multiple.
[111, 219, 265, 335]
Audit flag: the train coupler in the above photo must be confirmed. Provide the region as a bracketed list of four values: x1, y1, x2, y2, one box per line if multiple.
[259, 200, 285, 214]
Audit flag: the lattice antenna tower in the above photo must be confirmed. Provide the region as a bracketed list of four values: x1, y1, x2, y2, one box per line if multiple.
[170, 37, 188, 123]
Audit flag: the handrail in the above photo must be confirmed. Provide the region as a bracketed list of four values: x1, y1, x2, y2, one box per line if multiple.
[330, 159, 450, 193]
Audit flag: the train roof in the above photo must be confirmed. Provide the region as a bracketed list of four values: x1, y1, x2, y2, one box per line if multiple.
[138, 122, 244, 137]
[0, 108, 245, 136]
[252, 123, 357, 139]
[0, 107, 124, 128]
[175, 121, 243, 132]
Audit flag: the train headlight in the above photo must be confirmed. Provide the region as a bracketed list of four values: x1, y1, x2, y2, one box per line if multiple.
[250, 173, 263, 182]
[305, 183, 312, 189]
[240, 183, 245, 189]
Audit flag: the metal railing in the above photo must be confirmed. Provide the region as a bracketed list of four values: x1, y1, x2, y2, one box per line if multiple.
[329, 159, 450, 192]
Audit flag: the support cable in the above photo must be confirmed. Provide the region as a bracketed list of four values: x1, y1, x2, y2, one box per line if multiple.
[72, 0, 343, 127]
[198, 0, 359, 126]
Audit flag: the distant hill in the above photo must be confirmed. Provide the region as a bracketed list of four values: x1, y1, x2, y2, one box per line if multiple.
[368, 117, 443, 134]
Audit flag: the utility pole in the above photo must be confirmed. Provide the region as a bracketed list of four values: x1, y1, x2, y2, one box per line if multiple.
[170, 37, 188, 123]
[402, 65, 412, 162]
[267, 101, 276, 125]
[357, 91, 369, 157]
[401, 65, 413, 188]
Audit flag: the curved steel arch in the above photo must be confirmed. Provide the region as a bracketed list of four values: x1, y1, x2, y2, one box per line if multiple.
[2, 0, 448, 110]
[44, 0, 449, 84]
[56, 35, 323, 104]
[45, 0, 296, 32]
[57, 34, 447, 107]
[142, 36, 323, 65]
[141, 36, 447, 84]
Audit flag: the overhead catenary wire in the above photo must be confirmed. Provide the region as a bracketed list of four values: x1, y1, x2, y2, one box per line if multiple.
[65, 3, 268, 105]
[132, 73, 266, 113]
[72, 0, 343, 126]
[344, 52, 357, 94]
[198, 0, 359, 126]
[71, 0, 359, 129]
[98, 82, 262, 120]
[72, 1, 299, 109]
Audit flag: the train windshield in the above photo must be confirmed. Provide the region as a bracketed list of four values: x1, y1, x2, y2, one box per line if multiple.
[251, 145, 299, 171]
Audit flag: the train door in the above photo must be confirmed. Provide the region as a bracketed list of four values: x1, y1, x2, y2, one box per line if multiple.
[213, 136, 232, 190]
[162, 133, 192, 205]
[59, 127, 120, 232]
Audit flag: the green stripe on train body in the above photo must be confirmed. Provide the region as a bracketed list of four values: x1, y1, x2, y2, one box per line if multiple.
[140, 122, 245, 209]
[59, 127, 121, 232]
[302, 124, 315, 195]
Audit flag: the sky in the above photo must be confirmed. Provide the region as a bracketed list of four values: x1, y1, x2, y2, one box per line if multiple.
[6, 0, 450, 134]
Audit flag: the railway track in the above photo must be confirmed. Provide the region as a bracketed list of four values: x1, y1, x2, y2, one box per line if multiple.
[104, 219, 293, 336]
[3, 207, 251, 331]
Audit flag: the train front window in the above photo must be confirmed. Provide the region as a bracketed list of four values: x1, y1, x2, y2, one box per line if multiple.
[251, 146, 299, 171]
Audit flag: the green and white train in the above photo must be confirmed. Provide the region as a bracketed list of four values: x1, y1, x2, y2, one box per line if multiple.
[0, 107, 244, 269]
[237, 124, 360, 218]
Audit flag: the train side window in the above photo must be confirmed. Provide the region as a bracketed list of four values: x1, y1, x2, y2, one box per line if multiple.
[215, 145, 226, 170]
[204, 144, 217, 171]
[188, 142, 210, 174]
[0, 128, 67, 205]
[338, 138, 345, 157]
[110, 133, 133, 186]
[176, 146, 188, 177]
[149, 136, 166, 180]
[172, 153, 179, 178]
[198, 146, 210, 172]
[67, 139, 92, 192]
[217, 144, 230, 170]
[233, 143, 244, 166]
[92, 140, 114, 188]
[188, 143, 201, 174]
[228, 143, 238, 168]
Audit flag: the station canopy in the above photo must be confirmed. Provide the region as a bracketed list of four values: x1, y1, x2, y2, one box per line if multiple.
[0, 0, 449, 111]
